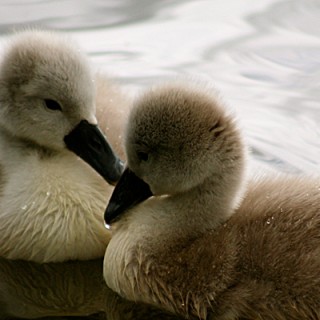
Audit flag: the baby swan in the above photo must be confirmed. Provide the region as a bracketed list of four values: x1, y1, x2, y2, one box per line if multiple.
[0, 30, 123, 263]
[104, 84, 320, 319]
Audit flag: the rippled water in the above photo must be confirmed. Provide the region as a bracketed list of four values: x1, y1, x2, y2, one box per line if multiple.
[1, 0, 320, 174]
[0, 0, 319, 318]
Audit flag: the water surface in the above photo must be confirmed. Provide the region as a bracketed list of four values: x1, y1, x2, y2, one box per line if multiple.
[1, 0, 319, 173]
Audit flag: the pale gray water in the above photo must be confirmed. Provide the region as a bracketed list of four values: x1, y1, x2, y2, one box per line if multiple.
[1, 0, 319, 174]
[0, 0, 319, 318]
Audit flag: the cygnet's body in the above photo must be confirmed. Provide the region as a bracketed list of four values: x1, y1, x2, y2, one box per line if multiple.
[0, 30, 126, 263]
[104, 84, 320, 319]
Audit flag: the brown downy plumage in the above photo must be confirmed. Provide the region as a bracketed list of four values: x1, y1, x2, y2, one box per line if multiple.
[103, 83, 320, 320]
[0, 30, 130, 263]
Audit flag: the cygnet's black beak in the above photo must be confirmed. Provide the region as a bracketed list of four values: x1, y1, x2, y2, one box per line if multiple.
[64, 120, 124, 185]
[104, 168, 153, 225]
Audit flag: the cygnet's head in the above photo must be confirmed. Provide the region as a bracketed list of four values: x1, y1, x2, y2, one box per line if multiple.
[105, 83, 246, 224]
[0, 30, 123, 184]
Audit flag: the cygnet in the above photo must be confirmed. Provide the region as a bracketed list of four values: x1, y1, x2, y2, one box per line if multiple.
[104, 83, 320, 319]
[0, 30, 126, 263]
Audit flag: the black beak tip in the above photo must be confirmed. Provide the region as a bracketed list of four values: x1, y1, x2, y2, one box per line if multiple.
[104, 202, 120, 225]
[103, 168, 154, 227]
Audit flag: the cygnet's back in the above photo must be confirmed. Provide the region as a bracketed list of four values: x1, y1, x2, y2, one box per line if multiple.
[104, 83, 320, 319]
[0, 30, 125, 263]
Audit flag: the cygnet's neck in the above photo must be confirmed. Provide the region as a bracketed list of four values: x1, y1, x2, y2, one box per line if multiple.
[173, 175, 244, 231]
[118, 162, 246, 249]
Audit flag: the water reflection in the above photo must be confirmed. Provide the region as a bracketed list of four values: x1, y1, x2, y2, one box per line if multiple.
[0, 257, 182, 319]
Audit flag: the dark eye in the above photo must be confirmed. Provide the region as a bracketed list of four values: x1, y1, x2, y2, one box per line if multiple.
[44, 99, 62, 111]
[137, 151, 149, 162]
